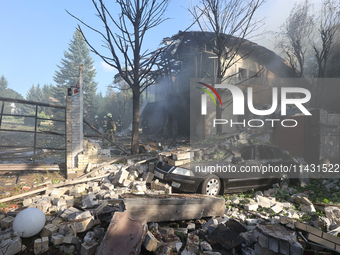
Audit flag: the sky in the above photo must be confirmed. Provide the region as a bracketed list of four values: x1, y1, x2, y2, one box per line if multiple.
[0, 0, 322, 98]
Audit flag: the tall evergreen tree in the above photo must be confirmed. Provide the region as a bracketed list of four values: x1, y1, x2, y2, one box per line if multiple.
[0, 75, 24, 114]
[0, 75, 8, 91]
[41, 84, 54, 115]
[22, 84, 42, 115]
[53, 29, 97, 119]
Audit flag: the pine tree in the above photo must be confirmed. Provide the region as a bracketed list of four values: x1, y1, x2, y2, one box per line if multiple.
[0, 75, 24, 114]
[53, 29, 98, 119]
[42, 84, 54, 115]
[0, 75, 8, 91]
[0, 75, 23, 99]
[22, 84, 39, 115]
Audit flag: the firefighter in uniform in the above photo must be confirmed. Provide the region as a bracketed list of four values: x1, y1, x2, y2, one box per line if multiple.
[94, 115, 100, 130]
[102, 115, 107, 133]
[106, 113, 116, 141]
[141, 116, 150, 135]
[116, 114, 122, 133]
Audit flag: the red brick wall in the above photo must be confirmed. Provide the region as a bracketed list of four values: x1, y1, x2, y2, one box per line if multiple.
[273, 116, 305, 158]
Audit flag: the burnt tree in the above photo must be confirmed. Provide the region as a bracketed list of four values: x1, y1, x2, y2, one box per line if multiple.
[190, 0, 264, 134]
[275, 0, 313, 77]
[312, 0, 340, 78]
[67, 0, 169, 154]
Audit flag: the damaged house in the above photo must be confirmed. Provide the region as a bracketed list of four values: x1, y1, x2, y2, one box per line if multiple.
[143, 31, 313, 138]
[143, 31, 340, 164]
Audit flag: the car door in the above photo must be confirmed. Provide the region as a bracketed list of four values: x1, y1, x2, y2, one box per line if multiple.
[256, 145, 281, 187]
[226, 145, 262, 191]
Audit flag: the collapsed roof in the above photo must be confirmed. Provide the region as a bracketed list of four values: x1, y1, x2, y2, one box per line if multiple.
[160, 30, 297, 78]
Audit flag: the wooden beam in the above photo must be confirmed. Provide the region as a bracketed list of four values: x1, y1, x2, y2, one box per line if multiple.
[127, 157, 156, 169]
[83, 119, 130, 155]
[0, 164, 63, 171]
[74, 154, 148, 180]
[0, 174, 110, 203]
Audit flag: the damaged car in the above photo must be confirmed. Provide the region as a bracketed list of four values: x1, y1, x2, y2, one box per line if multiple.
[154, 144, 302, 196]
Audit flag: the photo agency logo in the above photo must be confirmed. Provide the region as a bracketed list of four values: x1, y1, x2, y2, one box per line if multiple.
[197, 82, 312, 128]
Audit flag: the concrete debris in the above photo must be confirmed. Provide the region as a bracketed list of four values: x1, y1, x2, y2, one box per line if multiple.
[82, 194, 99, 208]
[159, 227, 175, 235]
[244, 203, 258, 211]
[325, 206, 340, 225]
[184, 233, 200, 254]
[111, 167, 130, 186]
[4, 146, 340, 255]
[200, 241, 213, 251]
[82, 231, 94, 244]
[80, 240, 98, 255]
[163, 233, 181, 251]
[143, 231, 161, 251]
[51, 234, 64, 245]
[301, 204, 316, 213]
[97, 212, 147, 255]
[296, 221, 340, 251]
[34, 237, 49, 255]
[269, 203, 283, 214]
[0, 217, 14, 229]
[207, 224, 245, 250]
[0, 229, 22, 255]
[40, 223, 58, 238]
[64, 244, 76, 254]
[63, 235, 80, 245]
[256, 196, 276, 208]
[69, 217, 96, 233]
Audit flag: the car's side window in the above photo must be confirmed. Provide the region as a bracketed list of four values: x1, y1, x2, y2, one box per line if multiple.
[241, 146, 254, 160]
[258, 146, 274, 160]
[273, 147, 283, 159]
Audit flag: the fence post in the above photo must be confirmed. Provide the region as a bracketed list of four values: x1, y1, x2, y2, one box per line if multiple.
[33, 105, 38, 164]
[0, 101, 4, 128]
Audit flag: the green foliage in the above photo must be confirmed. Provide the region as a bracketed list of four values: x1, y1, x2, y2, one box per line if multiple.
[301, 213, 311, 222]
[0, 75, 24, 113]
[53, 29, 98, 119]
[94, 82, 133, 129]
[292, 179, 340, 205]
[0, 75, 8, 91]
[276, 189, 290, 201]
[214, 150, 225, 160]
[174, 231, 184, 238]
[315, 209, 325, 217]
[51, 179, 60, 185]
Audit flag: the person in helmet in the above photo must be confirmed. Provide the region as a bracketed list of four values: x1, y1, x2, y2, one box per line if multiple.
[106, 113, 116, 142]
[102, 115, 107, 133]
[141, 115, 150, 135]
[94, 115, 100, 130]
[116, 114, 122, 133]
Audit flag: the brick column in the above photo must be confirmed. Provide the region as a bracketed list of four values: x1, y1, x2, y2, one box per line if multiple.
[66, 65, 84, 179]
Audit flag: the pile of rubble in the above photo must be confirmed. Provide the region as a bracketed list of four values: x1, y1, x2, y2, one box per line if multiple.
[157, 132, 250, 166]
[0, 154, 177, 255]
[0, 137, 339, 254]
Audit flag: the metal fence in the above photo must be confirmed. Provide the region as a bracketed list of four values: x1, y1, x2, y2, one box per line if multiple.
[0, 96, 66, 166]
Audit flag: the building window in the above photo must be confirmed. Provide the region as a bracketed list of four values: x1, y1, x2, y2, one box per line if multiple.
[239, 68, 247, 79]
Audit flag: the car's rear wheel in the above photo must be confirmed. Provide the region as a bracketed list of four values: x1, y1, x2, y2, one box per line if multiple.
[199, 175, 221, 196]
